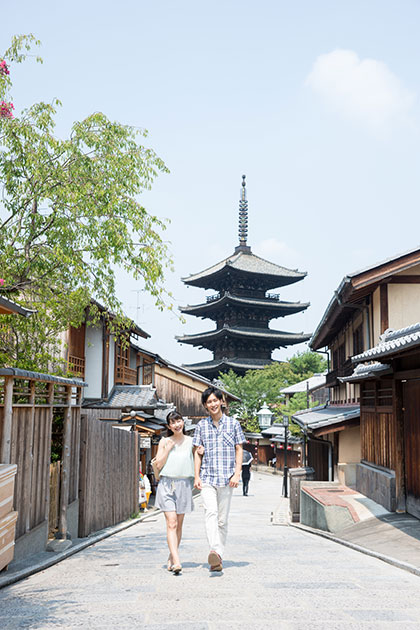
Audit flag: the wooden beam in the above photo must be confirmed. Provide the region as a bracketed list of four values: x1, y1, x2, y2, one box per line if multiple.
[388, 275, 420, 284]
[25, 380, 36, 533]
[394, 368, 420, 380]
[380, 283, 389, 334]
[1, 377, 14, 464]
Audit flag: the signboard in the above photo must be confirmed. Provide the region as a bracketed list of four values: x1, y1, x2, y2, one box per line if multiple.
[140, 437, 151, 449]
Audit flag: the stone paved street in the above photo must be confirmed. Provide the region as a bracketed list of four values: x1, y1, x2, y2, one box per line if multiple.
[1, 473, 420, 629]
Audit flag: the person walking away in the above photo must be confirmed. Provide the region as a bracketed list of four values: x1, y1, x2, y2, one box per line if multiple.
[154, 411, 199, 575]
[193, 386, 245, 572]
[241, 450, 253, 496]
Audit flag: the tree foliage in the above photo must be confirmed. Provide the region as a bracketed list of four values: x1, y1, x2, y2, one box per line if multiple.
[0, 35, 172, 371]
[219, 350, 327, 432]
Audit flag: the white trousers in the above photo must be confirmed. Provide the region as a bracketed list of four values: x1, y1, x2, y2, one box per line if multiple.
[200, 484, 233, 558]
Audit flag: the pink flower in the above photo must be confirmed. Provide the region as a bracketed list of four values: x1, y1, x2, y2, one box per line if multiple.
[0, 60, 9, 76]
[0, 101, 14, 119]
[0, 279, 4, 286]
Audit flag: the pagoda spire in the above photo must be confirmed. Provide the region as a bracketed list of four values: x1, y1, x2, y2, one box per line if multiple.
[236, 175, 251, 253]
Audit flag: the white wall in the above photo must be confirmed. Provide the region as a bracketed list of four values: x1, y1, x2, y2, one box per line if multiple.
[108, 335, 115, 393]
[84, 325, 103, 399]
[388, 283, 420, 331]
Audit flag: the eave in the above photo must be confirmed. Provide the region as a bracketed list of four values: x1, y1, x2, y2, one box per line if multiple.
[310, 246, 420, 350]
[177, 326, 311, 347]
[180, 293, 309, 318]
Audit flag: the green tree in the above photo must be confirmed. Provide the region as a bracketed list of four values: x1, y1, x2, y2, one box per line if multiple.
[0, 35, 172, 371]
[219, 350, 327, 432]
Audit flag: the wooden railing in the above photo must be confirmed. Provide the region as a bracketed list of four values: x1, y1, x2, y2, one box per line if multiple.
[67, 355, 85, 378]
[115, 364, 137, 385]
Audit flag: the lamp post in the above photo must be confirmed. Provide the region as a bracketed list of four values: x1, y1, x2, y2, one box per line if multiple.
[282, 415, 289, 498]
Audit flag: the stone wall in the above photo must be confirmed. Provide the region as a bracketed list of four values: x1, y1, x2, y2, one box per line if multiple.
[356, 462, 396, 512]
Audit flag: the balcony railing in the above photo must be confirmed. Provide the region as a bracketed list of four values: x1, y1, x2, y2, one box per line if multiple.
[325, 359, 354, 386]
[67, 355, 86, 379]
[115, 364, 137, 385]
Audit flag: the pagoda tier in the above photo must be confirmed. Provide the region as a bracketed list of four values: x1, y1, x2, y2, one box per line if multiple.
[180, 292, 309, 322]
[177, 176, 311, 378]
[183, 357, 276, 379]
[176, 326, 310, 355]
[182, 249, 306, 294]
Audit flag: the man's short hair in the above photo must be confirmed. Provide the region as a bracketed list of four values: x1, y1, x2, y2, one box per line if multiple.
[201, 385, 224, 406]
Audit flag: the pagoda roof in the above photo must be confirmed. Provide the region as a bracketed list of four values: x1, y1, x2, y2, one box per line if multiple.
[177, 326, 311, 347]
[182, 249, 307, 290]
[180, 292, 309, 317]
[184, 357, 277, 374]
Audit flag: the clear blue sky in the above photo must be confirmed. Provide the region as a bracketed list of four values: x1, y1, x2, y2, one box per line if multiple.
[3, 1, 420, 366]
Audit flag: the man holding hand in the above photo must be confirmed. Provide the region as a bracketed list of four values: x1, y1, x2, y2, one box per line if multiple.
[193, 386, 245, 572]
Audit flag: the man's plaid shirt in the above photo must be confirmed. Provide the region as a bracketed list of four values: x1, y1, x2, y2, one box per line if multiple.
[193, 414, 245, 487]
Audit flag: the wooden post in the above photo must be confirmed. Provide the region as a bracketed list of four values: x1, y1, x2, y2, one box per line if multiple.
[1, 377, 14, 464]
[58, 385, 73, 539]
[25, 380, 36, 532]
[44, 382, 55, 525]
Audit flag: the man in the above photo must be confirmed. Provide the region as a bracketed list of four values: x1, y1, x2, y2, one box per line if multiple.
[193, 386, 245, 572]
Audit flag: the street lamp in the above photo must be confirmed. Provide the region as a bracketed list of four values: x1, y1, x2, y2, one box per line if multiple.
[282, 415, 289, 498]
[256, 402, 273, 430]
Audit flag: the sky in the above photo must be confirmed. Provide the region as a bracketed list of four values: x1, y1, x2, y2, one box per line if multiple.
[3, 1, 420, 367]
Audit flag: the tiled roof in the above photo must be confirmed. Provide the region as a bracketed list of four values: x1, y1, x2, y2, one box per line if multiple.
[0, 296, 35, 317]
[85, 385, 160, 409]
[352, 323, 420, 362]
[183, 250, 306, 287]
[185, 357, 275, 371]
[339, 362, 391, 383]
[177, 326, 311, 344]
[0, 367, 86, 387]
[180, 293, 309, 314]
[292, 404, 360, 431]
[280, 372, 327, 395]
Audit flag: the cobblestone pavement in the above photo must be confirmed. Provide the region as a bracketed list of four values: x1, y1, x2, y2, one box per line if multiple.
[1, 473, 420, 629]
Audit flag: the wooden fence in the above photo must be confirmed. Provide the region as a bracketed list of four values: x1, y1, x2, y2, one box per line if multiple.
[78, 418, 139, 538]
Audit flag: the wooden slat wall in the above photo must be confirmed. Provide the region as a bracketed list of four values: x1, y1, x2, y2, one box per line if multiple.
[69, 407, 81, 504]
[9, 406, 53, 539]
[78, 417, 139, 538]
[155, 373, 205, 417]
[361, 409, 397, 470]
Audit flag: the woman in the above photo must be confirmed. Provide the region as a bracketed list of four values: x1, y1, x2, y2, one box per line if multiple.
[154, 411, 200, 575]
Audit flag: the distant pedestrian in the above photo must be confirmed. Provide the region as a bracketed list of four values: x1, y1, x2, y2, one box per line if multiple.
[154, 411, 203, 575]
[241, 450, 253, 495]
[193, 386, 245, 572]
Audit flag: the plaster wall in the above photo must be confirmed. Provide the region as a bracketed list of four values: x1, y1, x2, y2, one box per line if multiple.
[372, 287, 381, 345]
[84, 325, 103, 399]
[339, 426, 360, 462]
[388, 283, 420, 331]
[108, 335, 115, 393]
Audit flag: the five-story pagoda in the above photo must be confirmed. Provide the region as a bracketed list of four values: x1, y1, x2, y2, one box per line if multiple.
[177, 176, 311, 379]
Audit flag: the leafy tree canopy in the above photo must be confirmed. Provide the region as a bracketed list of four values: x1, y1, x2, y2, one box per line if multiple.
[0, 35, 172, 372]
[219, 350, 327, 432]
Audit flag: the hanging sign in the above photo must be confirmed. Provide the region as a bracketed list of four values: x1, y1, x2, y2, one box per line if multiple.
[140, 437, 151, 449]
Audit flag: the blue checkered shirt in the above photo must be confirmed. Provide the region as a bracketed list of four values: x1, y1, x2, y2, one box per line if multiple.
[192, 414, 245, 487]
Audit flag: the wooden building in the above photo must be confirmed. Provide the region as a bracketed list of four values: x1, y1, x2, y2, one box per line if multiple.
[342, 323, 420, 518]
[177, 176, 311, 379]
[308, 247, 420, 486]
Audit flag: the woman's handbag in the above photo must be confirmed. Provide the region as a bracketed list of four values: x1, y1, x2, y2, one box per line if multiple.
[150, 457, 161, 482]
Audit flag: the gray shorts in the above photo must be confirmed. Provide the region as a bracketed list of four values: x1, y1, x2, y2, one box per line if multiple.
[155, 476, 194, 514]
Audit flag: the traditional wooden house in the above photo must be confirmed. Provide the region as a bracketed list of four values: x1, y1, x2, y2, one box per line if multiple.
[342, 323, 420, 518]
[177, 176, 311, 379]
[308, 247, 420, 485]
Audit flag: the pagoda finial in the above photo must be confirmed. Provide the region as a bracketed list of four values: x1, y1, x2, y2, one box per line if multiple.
[238, 174, 248, 247]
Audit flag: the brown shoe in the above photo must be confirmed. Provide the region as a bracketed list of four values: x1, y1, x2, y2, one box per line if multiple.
[208, 550, 222, 571]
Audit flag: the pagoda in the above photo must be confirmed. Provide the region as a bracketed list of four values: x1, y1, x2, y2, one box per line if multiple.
[176, 176, 311, 379]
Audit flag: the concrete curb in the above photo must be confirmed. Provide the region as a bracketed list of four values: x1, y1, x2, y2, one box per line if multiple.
[288, 519, 420, 578]
[0, 508, 162, 590]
